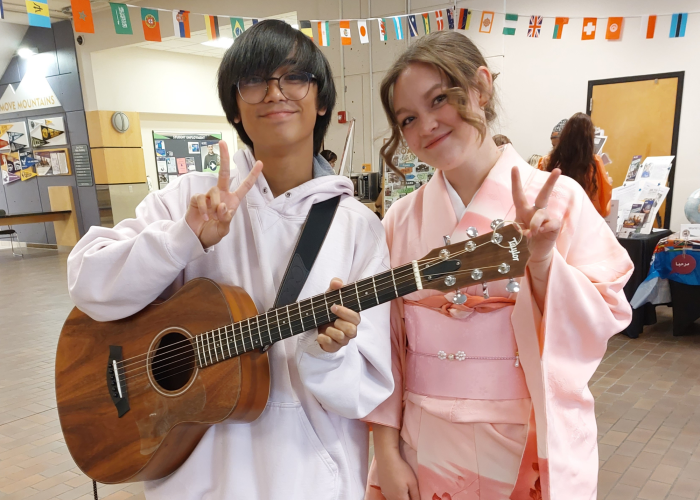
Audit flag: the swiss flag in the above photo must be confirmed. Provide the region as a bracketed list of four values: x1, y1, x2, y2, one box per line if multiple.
[606, 17, 623, 40]
[581, 17, 597, 40]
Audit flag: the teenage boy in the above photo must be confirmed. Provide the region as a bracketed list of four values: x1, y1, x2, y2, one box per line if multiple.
[67, 20, 393, 499]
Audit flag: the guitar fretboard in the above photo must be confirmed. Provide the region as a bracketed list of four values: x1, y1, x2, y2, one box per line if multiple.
[193, 263, 418, 367]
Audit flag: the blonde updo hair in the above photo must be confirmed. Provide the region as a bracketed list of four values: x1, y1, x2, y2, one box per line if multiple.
[379, 31, 498, 176]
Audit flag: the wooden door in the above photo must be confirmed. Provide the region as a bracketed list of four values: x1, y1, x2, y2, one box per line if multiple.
[587, 72, 683, 227]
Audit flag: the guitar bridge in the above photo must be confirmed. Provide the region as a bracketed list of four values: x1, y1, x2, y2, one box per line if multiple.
[107, 346, 130, 417]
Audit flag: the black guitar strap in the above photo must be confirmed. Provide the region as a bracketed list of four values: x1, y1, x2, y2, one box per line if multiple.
[272, 195, 342, 309]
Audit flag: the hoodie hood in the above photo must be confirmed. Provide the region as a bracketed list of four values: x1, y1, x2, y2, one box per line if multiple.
[233, 148, 354, 218]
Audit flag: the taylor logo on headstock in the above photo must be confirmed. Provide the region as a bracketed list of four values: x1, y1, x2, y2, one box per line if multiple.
[509, 237, 520, 261]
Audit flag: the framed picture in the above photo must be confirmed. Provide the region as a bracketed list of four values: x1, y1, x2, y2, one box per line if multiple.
[33, 148, 72, 176]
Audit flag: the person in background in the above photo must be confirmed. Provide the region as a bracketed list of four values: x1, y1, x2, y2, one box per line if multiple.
[364, 31, 632, 500]
[492, 134, 511, 146]
[550, 119, 567, 148]
[540, 112, 613, 217]
[320, 149, 338, 169]
[527, 154, 543, 168]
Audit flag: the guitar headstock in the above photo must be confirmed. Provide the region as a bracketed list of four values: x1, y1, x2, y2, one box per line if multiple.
[417, 223, 530, 296]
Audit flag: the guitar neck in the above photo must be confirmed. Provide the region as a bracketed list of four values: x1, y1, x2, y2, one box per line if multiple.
[193, 263, 420, 367]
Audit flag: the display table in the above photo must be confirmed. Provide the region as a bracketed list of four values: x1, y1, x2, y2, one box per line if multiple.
[669, 281, 700, 335]
[616, 230, 673, 338]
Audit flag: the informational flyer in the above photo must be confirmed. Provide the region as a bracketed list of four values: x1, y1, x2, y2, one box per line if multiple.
[623, 155, 642, 185]
[177, 158, 187, 174]
[383, 145, 435, 212]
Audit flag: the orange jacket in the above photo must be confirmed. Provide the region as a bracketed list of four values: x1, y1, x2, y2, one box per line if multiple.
[538, 155, 612, 217]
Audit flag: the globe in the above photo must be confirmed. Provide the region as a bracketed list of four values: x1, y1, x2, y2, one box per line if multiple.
[685, 188, 700, 224]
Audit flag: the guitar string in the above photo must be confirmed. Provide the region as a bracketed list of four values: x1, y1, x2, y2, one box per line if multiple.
[115, 223, 522, 370]
[115, 259, 433, 372]
[116, 232, 519, 381]
[118, 257, 517, 385]
[112, 225, 524, 384]
[117, 263, 429, 380]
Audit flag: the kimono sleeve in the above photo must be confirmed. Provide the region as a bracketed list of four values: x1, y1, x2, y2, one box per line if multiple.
[512, 184, 633, 497]
[361, 298, 406, 429]
[67, 181, 207, 322]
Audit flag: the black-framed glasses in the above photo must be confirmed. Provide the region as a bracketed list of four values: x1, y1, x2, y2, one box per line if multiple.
[237, 71, 317, 104]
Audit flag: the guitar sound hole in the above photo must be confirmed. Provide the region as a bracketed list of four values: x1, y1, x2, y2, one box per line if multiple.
[151, 332, 195, 392]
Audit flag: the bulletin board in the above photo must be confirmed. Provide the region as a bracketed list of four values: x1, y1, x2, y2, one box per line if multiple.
[152, 132, 222, 189]
[383, 144, 436, 213]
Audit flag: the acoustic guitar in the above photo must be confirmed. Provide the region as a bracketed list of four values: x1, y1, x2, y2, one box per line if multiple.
[55, 223, 529, 484]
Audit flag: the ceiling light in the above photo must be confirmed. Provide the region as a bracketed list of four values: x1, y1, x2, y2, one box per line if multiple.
[201, 38, 234, 49]
[17, 47, 38, 59]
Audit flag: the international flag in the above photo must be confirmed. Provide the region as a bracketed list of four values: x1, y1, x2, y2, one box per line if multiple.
[435, 11, 444, 31]
[204, 15, 220, 41]
[527, 15, 542, 38]
[252, 19, 258, 25]
[641, 15, 657, 39]
[479, 11, 494, 33]
[446, 9, 455, 30]
[0, 1, 4, 20]
[393, 16, 404, 40]
[299, 20, 313, 39]
[552, 17, 568, 39]
[357, 20, 369, 44]
[422, 13, 430, 34]
[141, 8, 161, 42]
[503, 13, 517, 35]
[377, 18, 387, 41]
[172, 10, 190, 38]
[606, 17, 623, 40]
[110, 3, 132, 35]
[340, 20, 352, 45]
[318, 21, 330, 46]
[26, 0, 51, 28]
[231, 17, 245, 38]
[71, 0, 94, 33]
[582, 17, 597, 40]
[670, 13, 687, 38]
[457, 8, 471, 30]
[408, 15, 418, 37]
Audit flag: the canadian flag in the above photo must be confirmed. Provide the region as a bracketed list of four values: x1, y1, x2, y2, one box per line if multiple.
[435, 10, 444, 30]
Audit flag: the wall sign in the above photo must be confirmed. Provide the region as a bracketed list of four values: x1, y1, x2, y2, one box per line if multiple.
[72, 144, 93, 187]
[0, 74, 62, 114]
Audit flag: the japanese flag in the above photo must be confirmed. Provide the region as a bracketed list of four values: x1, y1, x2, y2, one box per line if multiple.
[357, 20, 369, 43]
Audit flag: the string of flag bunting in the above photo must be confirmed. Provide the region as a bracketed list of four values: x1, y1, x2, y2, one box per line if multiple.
[4, 1, 695, 44]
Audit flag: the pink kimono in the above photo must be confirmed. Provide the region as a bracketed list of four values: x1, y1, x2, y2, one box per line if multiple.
[364, 145, 633, 499]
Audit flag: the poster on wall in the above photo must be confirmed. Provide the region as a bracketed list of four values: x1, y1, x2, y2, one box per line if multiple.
[382, 143, 435, 212]
[152, 132, 223, 189]
[0, 122, 29, 153]
[201, 142, 221, 173]
[1, 152, 21, 184]
[29, 117, 67, 148]
[34, 148, 71, 176]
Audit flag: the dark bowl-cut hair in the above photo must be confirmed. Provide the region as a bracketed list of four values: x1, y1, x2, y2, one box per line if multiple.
[217, 20, 336, 155]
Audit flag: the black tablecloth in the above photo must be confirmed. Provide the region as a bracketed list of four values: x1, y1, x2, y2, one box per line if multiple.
[669, 280, 700, 335]
[617, 230, 673, 338]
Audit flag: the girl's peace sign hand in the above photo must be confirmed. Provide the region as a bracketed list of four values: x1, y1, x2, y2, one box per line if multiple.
[185, 140, 263, 249]
[511, 166, 562, 264]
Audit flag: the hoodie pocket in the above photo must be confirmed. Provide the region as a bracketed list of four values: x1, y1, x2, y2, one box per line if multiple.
[253, 401, 339, 499]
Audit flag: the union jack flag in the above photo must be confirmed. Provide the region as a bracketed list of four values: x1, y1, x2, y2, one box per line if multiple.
[527, 15, 543, 37]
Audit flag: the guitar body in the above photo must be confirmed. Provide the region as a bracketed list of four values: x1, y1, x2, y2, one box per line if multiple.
[55, 278, 270, 484]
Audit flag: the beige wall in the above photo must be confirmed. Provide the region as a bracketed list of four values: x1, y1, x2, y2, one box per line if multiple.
[77, 0, 700, 228]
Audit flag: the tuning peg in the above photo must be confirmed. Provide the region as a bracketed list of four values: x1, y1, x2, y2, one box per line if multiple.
[466, 227, 478, 239]
[443, 235, 451, 245]
[452, 290, 467, 305]
[491, 232, 503, 244]
[490, 219, 504, 230]
[470, 269, 483, 280]
[444, 275, 456, 287]
[482, 283, 489, 299]
[506, 278, 520, 293]
[498, 263, 511, 274]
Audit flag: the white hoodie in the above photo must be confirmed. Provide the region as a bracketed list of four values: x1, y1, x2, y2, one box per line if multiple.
[67, 149, 393, 500]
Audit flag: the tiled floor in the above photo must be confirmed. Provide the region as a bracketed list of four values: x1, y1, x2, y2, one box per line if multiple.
[0, 249, 698, 499]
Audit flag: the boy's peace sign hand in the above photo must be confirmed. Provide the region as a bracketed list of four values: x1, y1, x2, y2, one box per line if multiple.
[511, 166, 562, 264]
[185, 141, 263, 249]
